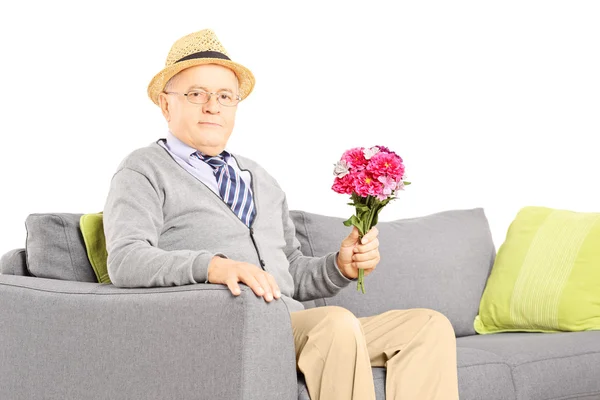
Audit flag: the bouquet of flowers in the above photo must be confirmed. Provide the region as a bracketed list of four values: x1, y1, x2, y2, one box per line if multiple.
[332, 145, 411, 293]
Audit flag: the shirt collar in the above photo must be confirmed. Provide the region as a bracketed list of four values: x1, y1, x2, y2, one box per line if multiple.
[166, 130, 231, 162]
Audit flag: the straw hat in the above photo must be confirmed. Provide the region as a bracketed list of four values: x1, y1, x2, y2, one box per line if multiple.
[147, 28, 255, 106]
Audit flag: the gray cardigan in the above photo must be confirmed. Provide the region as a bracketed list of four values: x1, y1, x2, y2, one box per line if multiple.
[103, 138, 355, 313]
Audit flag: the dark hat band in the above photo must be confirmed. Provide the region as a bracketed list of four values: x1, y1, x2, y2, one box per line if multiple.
[175, 50, 231, 63]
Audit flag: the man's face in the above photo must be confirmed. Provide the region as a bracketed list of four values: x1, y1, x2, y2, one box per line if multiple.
[158, 64, 239, 156]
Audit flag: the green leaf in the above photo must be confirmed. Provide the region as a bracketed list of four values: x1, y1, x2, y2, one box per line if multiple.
[355, 204, 370, 212]
[343, 215, 365, 236]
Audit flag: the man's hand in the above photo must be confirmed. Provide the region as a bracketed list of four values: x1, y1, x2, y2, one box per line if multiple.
[206, 256, 281, 302]
[336, 226, 380, 280]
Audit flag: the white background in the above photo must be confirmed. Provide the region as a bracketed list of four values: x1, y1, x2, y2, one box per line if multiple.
[0, 1, 598, 256]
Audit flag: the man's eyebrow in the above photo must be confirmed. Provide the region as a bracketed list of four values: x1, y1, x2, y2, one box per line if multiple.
[187, 85, 234, 92]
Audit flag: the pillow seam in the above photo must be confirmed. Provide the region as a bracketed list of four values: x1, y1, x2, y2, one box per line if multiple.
[56, 214, 79, 282]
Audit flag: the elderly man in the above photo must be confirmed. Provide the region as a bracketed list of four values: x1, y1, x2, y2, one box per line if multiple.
[103, 28, 459, 400]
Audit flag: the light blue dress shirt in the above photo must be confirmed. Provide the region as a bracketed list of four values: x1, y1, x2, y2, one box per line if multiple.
[157, 130, 251, 198]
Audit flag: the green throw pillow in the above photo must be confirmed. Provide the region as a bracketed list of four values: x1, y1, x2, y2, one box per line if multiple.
[474, 206, 600, 334]
[80, 211, 111, 284]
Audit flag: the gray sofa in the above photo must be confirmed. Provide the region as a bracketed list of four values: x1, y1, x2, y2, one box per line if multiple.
[1, 207, 599, 400]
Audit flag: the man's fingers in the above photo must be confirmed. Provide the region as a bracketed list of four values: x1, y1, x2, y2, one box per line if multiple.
[225, 278, 242, 296]
[240, 272, 265, 297]
[221, 265, 281, 302]
[254, 273, 274, 302]
[352, 248, 379, 262]
[265, 273, 281, 299]
[354, 237, 379, 253]
[352, 259, 377, 270]
[361, 226, 379, 244]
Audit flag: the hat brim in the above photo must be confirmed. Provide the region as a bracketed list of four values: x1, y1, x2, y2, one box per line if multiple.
[147, 58, 255, 106]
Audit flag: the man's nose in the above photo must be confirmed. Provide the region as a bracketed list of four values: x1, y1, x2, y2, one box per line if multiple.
[203, 94, 220, 113]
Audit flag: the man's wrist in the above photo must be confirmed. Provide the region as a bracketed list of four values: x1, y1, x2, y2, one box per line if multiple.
[335, 252, 352, 280]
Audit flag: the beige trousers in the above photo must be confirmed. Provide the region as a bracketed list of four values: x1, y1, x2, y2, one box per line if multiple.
[291, 306, 459, 400]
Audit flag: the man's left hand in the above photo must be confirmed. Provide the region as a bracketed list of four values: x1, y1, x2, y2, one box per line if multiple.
[336, 226, 380, 280]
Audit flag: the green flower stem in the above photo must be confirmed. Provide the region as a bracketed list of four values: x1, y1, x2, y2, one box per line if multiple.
[355, 196, 376, 294]
[345, 194, 386, 294]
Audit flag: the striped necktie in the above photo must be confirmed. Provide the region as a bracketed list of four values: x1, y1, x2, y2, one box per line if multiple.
[193, 150, 256, 227]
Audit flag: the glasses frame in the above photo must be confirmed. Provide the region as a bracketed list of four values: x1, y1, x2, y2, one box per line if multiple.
[163, 89, 241, 107]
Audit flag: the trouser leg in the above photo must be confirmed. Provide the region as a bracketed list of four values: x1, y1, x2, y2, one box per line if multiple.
[358, 308, 460, 400]
[290, 305, 376, 400]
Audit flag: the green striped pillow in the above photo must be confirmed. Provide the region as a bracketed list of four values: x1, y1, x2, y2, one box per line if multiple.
[474, 206, 600, 334]
[80, 211, 111, 284]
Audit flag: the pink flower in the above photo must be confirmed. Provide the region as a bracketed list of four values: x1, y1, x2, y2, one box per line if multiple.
[375, 145, 392, 153]
[332, 173, 355, 195]
[366, 152, 405, 180]
[341, 147, 368, 171]
[374, 145, 401, 159]
[332, 160, 351, 178]
[377, 175, 397, 199]
[354, 170, 383, 198]
[363, 146, 380, 160]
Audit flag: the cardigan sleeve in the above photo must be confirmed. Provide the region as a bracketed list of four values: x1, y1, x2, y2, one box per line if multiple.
[278, 190, 356, 301]
[103, 167, 227, 287]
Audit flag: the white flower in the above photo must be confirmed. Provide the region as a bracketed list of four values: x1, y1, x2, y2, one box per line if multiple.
[333, 159, 351, 178]
[363, 146, 380, 160]
[395, 180, 405, 191]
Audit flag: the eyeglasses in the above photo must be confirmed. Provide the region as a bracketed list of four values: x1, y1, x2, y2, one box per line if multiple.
[163, 89, 241, 107]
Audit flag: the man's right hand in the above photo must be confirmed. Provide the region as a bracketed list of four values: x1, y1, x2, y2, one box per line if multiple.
[206, 256, 281, 303]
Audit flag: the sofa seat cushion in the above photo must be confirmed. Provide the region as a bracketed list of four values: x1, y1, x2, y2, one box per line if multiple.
[297, 348, 516, 400]
[457, 331, 600, 399]
[290, 208, 496, 337]
[457, 347, 516, 400]
[297, 367, 386, 400]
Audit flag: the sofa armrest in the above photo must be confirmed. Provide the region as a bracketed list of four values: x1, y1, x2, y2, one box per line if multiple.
[0, 274, 298, 400]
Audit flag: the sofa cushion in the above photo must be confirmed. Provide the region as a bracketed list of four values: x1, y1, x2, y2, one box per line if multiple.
[80, 212, 110, 284]
[298, 348, 517, 400]
[455, 347, 515, 400]
[25, 213, 97, 282]
[297, 368, 386, 400]
[458, 330, 600, 399]
[289, 208, 496, 337]
[474, 206, 600, 334]
[0, 248, 32, 276]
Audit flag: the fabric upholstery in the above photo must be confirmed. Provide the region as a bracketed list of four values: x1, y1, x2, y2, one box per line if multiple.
[290, 207, 497, 337]
[24, 213, 97, 282]
[3, 204, 600, 400]
[0, 248, 31, 276]
[458, 330, 600, 399]
[0, 273, 298, 400]
[297, 346, 518, 400]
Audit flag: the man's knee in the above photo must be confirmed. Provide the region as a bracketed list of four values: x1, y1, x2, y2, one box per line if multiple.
[323, 306, 362, 335]
[390, 308, 455, 338]
[420, 308, 456, 338]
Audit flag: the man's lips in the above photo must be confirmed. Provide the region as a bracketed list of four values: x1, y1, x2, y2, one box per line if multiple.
[199, 122, 221, 126]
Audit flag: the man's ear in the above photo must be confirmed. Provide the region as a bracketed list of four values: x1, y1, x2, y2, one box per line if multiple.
[158, 92, 171, 122]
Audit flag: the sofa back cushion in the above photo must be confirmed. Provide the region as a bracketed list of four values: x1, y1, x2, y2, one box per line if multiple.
[289, 208, 496, 337]
[25, 213, 97, 282]
[0, 248, 32, 276]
